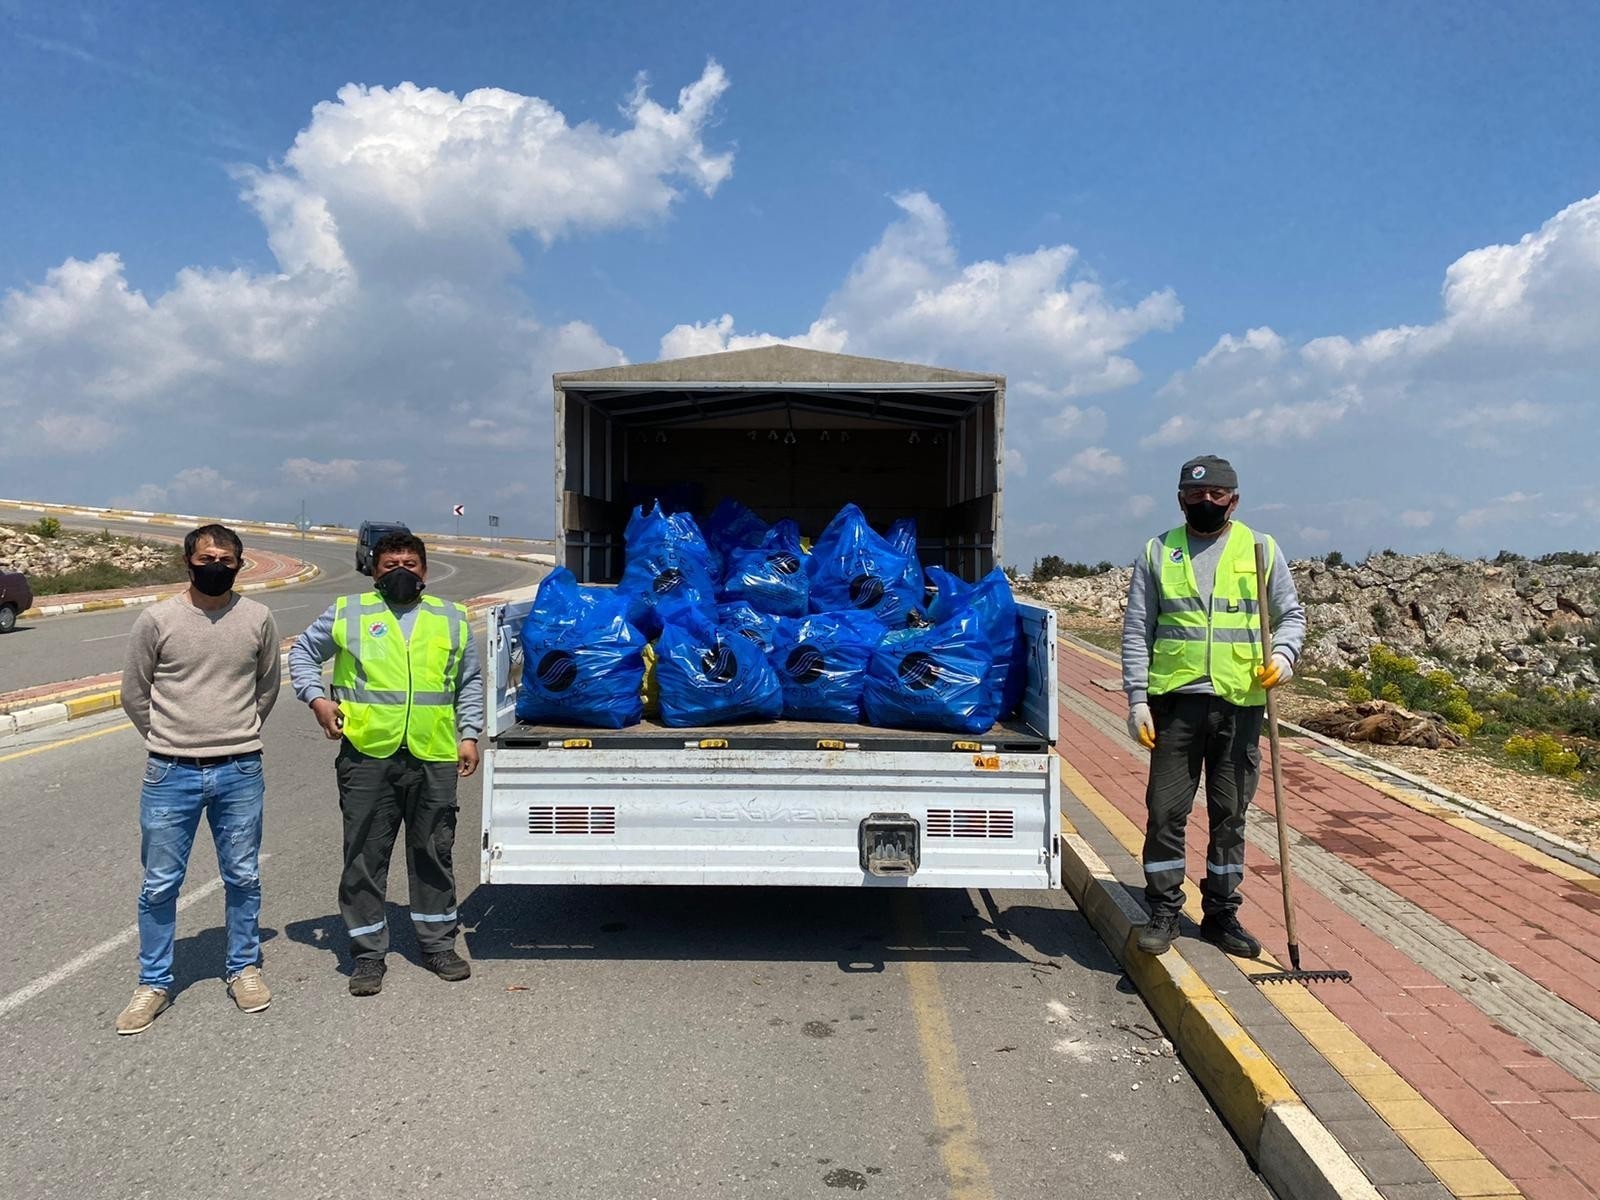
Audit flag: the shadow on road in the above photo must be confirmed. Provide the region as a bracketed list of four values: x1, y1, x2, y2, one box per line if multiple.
[282, 902, 431, 974]
[450, 883, 1119, 977]
[166, 924, 280, 999]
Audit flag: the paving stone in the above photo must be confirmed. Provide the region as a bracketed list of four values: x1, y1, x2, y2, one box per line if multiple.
[1347, 1145, 1442, 1188]
[1299, 1086, 1382, 1124]
[1375, 1183, 1453, 1200]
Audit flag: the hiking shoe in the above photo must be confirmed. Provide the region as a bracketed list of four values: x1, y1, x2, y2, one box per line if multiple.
[115, 986, 171, 1035]
[226, 966, 271, 1014]
[349, 958, 387, 997]
[1136, 912, 1180, 956]
[421, 949, 471, 982]
[1201, 913, 1262, 959]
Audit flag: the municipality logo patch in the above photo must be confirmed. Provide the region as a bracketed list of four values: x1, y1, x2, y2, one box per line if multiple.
[368, 621, 388, 637]
[1169, 548, 1184, 564]
[1190, 465, 1207, 480]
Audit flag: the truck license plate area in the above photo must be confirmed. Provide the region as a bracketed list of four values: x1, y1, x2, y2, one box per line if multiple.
[860, 813, 920, 877]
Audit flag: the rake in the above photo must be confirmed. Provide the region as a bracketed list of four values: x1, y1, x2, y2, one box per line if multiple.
[1249, 540, 1352, 987]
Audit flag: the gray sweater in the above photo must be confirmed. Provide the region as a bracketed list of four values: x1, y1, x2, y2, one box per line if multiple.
[121, 593, 282, 756]
[1121, 525, 1306, 707]
[288, 599, 484, 741]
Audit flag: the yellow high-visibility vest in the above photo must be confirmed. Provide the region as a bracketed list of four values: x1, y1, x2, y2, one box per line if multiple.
[1146, 521, 1275, 707]
[331, 593, 468, 761]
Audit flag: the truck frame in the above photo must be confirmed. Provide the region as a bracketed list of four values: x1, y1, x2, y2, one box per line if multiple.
[479, 346, 1061, 891]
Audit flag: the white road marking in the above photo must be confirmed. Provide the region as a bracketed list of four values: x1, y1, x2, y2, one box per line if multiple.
[0, 853, 272, 1020]
[82, 632, 130, 643]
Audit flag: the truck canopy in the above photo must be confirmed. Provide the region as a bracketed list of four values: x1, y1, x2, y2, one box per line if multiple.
[555, 345, 1004, 584]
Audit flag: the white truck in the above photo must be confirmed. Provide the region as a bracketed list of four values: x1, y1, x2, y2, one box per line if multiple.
[479, 345, 1061, 890]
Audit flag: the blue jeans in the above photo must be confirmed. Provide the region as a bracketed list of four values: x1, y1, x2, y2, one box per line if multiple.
[137, 753, 265, 989]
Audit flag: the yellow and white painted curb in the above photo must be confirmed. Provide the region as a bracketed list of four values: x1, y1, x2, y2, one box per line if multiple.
[0, 587, 538, 740]
[1058, 804, 1382, 1200]
[18, 559, 322, 620]
[1, 498, 554, 566]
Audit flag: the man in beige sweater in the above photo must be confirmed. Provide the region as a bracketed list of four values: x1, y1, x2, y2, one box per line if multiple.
[116, 523, 281, 1035]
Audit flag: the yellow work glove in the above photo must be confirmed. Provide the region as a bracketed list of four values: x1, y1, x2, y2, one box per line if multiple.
[1127, 701, 1156, 749]
[1256, 653, 1293, 689]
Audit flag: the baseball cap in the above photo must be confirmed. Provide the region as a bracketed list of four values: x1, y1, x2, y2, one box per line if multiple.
[1178, 455, 1238, 490]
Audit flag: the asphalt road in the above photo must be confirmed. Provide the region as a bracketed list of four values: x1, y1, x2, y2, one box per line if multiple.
[0, 517, 545, 695]
[0, 702, 1269, 1200]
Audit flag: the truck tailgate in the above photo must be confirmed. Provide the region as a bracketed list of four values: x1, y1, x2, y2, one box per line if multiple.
[483, 744, 1060, 888]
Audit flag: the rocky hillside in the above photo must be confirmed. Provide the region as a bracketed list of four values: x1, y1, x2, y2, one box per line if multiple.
[1, 523, 178, 581]
[1024, 552, 1600, 697]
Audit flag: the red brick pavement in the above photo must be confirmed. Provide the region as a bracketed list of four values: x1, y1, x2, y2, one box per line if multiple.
[1059, 642, 1600, 1200]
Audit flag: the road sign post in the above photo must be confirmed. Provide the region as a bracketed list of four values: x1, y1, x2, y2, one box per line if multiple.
[452, 503, 465, 536]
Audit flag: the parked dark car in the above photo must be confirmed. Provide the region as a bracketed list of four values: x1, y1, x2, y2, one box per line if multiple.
[355, 520, 411, 576]
[0, 568, 32, 633]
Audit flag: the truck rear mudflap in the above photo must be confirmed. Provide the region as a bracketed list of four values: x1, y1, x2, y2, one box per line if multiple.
[482, 746, 1061, 889]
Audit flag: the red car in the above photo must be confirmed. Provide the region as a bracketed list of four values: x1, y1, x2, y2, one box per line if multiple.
[0, 568, 32, 633]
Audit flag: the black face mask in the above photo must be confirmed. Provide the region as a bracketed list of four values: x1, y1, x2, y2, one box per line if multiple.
[1183, 499, 1232, 536]
[375, 566, 425, 604]
[189, 561, 239, 597]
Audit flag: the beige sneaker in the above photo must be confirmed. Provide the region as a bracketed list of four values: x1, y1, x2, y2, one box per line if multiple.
[226, 965, 272, 1014]
[115, 986, 171, 1035]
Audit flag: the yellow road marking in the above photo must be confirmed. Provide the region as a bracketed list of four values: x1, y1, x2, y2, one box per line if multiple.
[0, 721, 134, 763]
[1061, 741, 1522, 1195]
[891, 895, 996, 1200]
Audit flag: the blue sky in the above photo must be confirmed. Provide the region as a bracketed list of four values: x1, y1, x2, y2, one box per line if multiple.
[2, 2, 1598, 565]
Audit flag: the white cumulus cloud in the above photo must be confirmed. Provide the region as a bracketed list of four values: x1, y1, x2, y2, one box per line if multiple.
[659, 192, 1180, 401]
[0, 63, 733, 527]
[1051, 446, 1126, 489]
[1146, 190, 1600, 556]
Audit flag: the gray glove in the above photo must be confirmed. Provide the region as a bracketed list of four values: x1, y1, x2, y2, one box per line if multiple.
[1127, 701, 1155, 749]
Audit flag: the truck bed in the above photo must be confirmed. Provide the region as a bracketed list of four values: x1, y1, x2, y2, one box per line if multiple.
[496, 715, 1051, 752]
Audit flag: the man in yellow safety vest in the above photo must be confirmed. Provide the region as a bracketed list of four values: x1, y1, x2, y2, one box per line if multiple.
[1120, 455, 1305, 958]
[289, 532, 482, 996]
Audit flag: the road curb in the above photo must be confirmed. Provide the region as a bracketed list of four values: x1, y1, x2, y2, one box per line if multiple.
[0, 586, 536, 740]
[18, 560, 321, 620]
[2, 498, 554, 566]
[1058, 817, 1380, 1200]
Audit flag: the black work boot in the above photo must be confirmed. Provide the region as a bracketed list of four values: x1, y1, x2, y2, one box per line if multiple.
[421, 949, 471, 982]
[349, 957, 387, 997]
[1200, 913, 1262, 959]
[1136, 911, 1180, 956]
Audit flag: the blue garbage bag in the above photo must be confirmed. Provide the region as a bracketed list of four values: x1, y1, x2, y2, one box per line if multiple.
[770, 614, 874, 723]
[862, 607, 999, 734]
[887, 517, 929, 609]
[720, 519, 809, 616]
[716, 600, 780, 653]
[830, 607, 891, 648]
[702, 497, 769, 582]
[806, 503, 922, 623]
[926, 566, 1026, 717]
[515, 569, 645, 729]
[656, 610, 783, 727]
[619, 501, 717, 638]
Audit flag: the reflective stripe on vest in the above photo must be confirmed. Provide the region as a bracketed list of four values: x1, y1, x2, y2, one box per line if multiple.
[1146, 521, 1273, 707]
[330, 594, 468, 761]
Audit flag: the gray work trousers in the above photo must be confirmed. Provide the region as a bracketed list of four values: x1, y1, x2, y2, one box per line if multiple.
[1141, 692, 1264, 919]
[336, 740, 460, 960]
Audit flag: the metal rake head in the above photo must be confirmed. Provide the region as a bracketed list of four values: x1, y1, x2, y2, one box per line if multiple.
[1250, 968, 1352, 986]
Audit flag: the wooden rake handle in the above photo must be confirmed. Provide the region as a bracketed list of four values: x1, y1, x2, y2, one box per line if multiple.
[1254, 540, 1300, 967]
